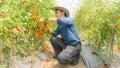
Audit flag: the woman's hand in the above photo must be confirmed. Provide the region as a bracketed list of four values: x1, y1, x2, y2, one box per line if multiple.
[48, 18, 57, 22]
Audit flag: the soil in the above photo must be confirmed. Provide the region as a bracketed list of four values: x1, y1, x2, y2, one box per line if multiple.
[40, 56, 86, 68]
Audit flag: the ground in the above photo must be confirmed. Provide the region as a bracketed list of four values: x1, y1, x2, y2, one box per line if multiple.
[40, 54, 86, 68]
[14, 46, 86, 68]
[14, 41, 120, 68]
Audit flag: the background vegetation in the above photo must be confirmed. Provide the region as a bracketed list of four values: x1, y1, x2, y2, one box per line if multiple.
[75, 0, 120, 64]
[0, 0, 56, 63]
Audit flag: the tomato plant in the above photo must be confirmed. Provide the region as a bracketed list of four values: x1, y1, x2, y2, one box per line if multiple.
[75, 0, 120, 52]
[0, 0, 56, 62]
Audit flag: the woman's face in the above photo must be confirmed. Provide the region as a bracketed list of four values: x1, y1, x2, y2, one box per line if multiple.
[55, 10, 65, 18]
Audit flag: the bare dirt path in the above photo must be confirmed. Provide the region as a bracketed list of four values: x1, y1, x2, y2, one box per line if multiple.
[40, 57, 86, 68]
[14, 46, 86, 68]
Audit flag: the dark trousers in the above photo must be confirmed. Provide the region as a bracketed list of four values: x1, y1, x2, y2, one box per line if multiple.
[50, 37, 82, 64]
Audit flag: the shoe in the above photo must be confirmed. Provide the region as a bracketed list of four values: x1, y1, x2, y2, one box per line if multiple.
[70, 61, 79, 66]
[70, 54, 80, 66]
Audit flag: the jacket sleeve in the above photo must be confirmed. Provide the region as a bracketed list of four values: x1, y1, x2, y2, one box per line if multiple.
[52, 27, 60, 37]
[57, 17, 74, 26]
